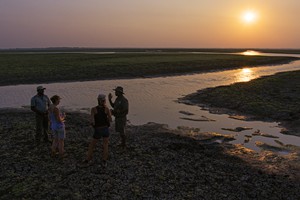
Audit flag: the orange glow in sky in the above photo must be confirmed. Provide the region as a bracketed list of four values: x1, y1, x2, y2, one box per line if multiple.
[0, 0, 299, 49]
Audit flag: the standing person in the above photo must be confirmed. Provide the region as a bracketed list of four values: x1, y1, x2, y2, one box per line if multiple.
[108, 86, 129, 148]
[49, 95, 66, 158]
[84, 94, 112, 166]
[31, 86, 51, 145]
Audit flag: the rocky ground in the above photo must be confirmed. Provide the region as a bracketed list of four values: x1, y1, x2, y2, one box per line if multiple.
[0, 109, 299, 200]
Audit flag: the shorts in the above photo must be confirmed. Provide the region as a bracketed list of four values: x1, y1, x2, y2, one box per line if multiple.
[52, 128, 66, 139]
[115, 117, 127, 133]
[93, 127, 109, 139]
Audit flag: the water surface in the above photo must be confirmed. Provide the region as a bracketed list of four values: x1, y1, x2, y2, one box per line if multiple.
[1, 52, 299, 152]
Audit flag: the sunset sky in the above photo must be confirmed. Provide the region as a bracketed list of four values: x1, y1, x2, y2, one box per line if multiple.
[1, 0, 299, 49]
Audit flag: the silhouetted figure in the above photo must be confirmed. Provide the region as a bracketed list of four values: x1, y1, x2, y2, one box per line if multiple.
[31, 86, 51, 145]
[108, 86, 129, 149]
[84, 94, 112, 167]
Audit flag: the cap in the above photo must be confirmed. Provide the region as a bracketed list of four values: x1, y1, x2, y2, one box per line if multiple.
[37, 86, 46, 91]
[97, 94, 106, 100]
[113, 86, 124, 94]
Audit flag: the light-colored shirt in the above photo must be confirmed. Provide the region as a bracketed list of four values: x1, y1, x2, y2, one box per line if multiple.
[49, 112, 64, 130]
[31, 95, 50, 112]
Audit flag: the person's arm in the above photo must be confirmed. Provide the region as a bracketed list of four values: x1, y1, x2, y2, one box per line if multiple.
[31, 97, 42, 115]
[54, 107, 64, 123]
[105, 106, 112, 122]
[31, 96, 48, 115]
[31, 105, 45, 115]
[46, 96, 51, 107]
[108, 93, 114, 108]
[31, 106, 43, 115]
[124, 99, 129, 115]
[90, 107, 96, 127]
[48, 106, 52, 120]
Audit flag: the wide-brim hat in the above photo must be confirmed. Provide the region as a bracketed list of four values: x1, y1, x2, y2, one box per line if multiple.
[113, 86, 124, 94]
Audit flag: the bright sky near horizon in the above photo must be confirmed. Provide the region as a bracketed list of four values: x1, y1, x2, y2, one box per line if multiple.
[1, 0, 299, 49]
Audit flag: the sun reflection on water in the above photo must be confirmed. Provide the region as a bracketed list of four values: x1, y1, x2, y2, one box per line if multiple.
[241, 50, 261, 56]
[236, 68, 257, 82]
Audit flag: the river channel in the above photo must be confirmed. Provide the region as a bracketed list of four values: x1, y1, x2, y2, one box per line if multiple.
[1, 52, 299, 152]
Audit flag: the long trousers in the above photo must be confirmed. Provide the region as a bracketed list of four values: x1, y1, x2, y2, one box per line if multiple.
[35, 114, 49, 144]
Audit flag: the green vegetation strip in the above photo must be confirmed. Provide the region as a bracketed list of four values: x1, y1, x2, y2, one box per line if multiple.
[0, 52, 298, 86]
[184, 70, 300, 121]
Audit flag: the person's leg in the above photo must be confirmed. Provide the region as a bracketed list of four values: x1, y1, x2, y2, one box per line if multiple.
[87, 139, 98, 161]
[35, 115, 43, 145]
[57, 128, 66, 157]
[102, 137, 109, 161]
[120, 117, 127, 147]
[58, 138, 65, 157]
[120, 131, 126, 147]
[42, 115, 49, 142]
[116, 117, 127, 148]
[51, 138, 58, 157]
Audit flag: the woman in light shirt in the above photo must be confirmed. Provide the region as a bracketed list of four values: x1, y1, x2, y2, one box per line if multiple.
[49, 95, 66, 158]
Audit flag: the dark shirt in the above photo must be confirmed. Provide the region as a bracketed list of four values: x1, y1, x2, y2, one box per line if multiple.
[112, 96, 128, 118]
[94, 106, 110, 127]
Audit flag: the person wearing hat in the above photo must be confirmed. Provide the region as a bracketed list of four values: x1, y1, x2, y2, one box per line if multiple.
[31, 86, 51, 145]
[49, 95, 66, 158]
[108, 86, 129, 148]
[83, 93, 112, 166]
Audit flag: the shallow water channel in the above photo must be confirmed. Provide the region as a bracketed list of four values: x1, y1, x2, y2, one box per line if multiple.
[1, 52, 300, 152]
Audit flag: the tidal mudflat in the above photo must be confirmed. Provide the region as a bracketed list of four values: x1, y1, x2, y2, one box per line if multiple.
[0, 109, 299, 199]
[1, 50, 300, 198]
[180, 70, 300, 137]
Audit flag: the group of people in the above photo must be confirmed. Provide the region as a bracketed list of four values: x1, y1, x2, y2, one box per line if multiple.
[30, 85, 129, 166]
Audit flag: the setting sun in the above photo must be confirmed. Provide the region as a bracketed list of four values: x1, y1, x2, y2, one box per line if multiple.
[242, 10, 258, 24]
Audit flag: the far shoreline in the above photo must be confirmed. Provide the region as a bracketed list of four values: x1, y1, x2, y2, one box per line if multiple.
[0, 51, 299, 86]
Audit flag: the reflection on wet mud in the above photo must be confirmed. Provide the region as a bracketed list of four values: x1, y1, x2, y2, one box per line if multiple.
[235, 68, 257, 82]
[240, 50, 261, 56]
